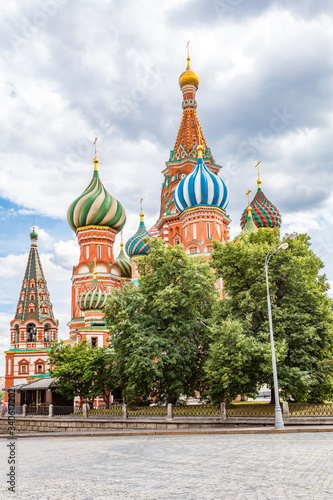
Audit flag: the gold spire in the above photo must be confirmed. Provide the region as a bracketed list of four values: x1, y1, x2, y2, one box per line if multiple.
[140, 197, 144, 223]
[120, 231, 124, 251]
[255, 160, 262, 189]
[246, 189, 252, 218]
[94, 137, 98, 171]
[197, 144, 203, 159]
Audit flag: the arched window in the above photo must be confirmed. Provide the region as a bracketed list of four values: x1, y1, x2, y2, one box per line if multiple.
[44, 323, 51, 342]
[26, 323, 37, 342]
[14, 324, 20, 343]
[30, 279, 35, 289]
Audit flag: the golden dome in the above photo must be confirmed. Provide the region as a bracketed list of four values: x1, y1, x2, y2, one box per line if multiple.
[179, 56, 200, 89]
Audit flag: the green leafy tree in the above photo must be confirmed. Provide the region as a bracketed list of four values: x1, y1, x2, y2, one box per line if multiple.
[85, 347, 120, 408]
[49, 342, 120, 407]
[104, 238, 216, 405]
[49, 341, 97, 406]
[207, 229, 333, 403]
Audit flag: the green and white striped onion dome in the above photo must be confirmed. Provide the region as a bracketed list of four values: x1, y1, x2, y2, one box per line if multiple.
[78, 276, 107, 311]
[67, 159, 126, 232]
[115, 237, 132, 278]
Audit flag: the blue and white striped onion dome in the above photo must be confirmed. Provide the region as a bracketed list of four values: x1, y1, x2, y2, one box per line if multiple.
[174, 152, 229, 212]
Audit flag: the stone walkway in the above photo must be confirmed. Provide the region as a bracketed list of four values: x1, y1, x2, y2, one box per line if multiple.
[1, 433, 332, 499]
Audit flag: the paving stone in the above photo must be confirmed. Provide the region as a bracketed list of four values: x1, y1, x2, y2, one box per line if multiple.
[0, 433, 332, 499]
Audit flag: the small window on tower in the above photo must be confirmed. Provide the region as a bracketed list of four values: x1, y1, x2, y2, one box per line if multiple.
[97, 245, 101, 259]
[37, 365, 43, 373]
[207, 222, 210, 239]
[91, 337, 98, 348]
[175, 240, 180, 245]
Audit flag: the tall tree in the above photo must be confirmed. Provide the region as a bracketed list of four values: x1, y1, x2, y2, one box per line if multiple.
[207, 229, 333, 403]
[104, 238, 216, 405]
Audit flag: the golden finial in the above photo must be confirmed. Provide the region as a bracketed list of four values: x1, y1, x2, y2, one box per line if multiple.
[120, 231, 124, 251]
[94, 137, 98, 171]
[246, 189, 252, 218]
[255, 160, 262, 189]
[140, 198, 144, 223]
[186, 40, 190, 69]
[93, 257, 97, 280]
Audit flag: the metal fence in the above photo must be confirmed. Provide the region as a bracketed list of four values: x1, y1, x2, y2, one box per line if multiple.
[227, 404, 276, 417]
[127, 405, 167, 418]
[87, 406, 122, 418]
[288, 403, 333, 417]
[53, 406, 79, 417]
[26, 404, 49, 416]
[173, 405, 220, 417]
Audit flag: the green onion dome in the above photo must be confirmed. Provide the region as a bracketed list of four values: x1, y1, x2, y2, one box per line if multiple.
[241, 181, 281, 229]
[115, 233, 132, 278]
[67, 156, 126, 232]
[234, 204, 258, 244]
[30, 227, 38, 239]
[78, 272, 107, 311]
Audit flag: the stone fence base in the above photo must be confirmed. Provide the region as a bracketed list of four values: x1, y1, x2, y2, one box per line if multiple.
[1, 416, 333, 435]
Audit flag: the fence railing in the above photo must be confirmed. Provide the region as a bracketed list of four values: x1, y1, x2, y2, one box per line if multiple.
[127, 406, 168, 418]
[173, 404, 220, 417]
[227, 404, 277, 418]
[87, 406, 122, 418]
[288, 403, 333, 417]
[2, 402, 333, 420]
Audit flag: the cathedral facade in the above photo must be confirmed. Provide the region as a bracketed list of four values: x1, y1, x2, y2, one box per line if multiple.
[4, 55, 281, 401]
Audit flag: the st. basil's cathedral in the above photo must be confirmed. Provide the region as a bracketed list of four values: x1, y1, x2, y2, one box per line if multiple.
[4, 54, 281, 401]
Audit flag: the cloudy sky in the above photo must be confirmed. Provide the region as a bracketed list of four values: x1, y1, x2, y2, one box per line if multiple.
[1, 0, 333, 375]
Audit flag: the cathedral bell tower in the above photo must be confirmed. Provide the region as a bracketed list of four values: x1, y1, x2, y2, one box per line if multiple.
[4, 229, 58, 398]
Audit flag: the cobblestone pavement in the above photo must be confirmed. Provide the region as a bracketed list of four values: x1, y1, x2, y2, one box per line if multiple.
[1, 433, 332, 499]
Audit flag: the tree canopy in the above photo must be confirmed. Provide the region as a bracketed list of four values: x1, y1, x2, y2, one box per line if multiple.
[49, 341, 119, 407]
[104, 238, 216, 405]
[206, 228, 333, 403]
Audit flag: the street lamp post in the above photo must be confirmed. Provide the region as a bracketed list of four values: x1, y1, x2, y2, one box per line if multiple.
[265, 233, 296, 430]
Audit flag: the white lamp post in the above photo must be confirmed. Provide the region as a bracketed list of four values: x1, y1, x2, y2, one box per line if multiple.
[265, 232, 296, 430]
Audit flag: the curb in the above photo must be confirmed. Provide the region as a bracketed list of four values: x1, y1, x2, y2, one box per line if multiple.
[1, 426, 333, 439]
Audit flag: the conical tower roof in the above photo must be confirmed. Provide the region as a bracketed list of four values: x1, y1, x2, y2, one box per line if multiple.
[170, 54, 214, 163]
[15, 229, 56, 322]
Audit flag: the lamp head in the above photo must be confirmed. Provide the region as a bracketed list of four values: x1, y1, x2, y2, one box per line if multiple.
[286, 232, 297, 241]
[278, 242, 289, 251]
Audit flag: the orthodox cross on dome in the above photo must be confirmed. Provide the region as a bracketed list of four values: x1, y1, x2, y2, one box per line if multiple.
[94, 137, 98, 170]
[140, 197, 144, 222]
[255, 160, 262, 189]
[246, 189, 252, 215]
[120, 231, 124, 250]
